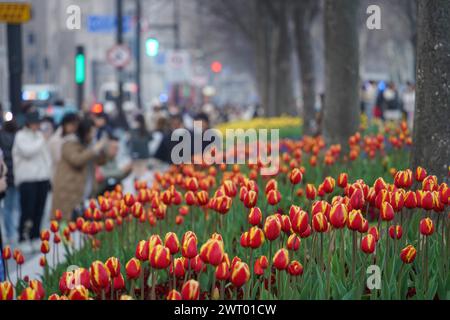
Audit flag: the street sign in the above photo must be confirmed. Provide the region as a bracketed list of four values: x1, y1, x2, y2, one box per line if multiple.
[165, 50, 192, 82]
[106, 45, 131, 69]
[0, 3, 31, 24]
[87, 15, 131, 33]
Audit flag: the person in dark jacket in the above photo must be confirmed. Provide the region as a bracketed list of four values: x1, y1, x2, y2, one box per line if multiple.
[0, 119, 19, 245]
[129, 114, 151, 160]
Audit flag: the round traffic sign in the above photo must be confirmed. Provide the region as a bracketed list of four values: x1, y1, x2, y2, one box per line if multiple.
[106, 44, 131, 68]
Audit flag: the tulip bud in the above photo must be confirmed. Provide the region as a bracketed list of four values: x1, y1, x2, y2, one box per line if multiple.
[2, 246, 11, 260]
[105, 257, 121, 278]
[90, 261, 110, 289]
[415, 167, 427, 182]
[337, 173, 348, 188]
[359, 219, 369, 233]
[135, 240, 150, 261]
[50, 220, 59, 233]
[200, 239, 224, 266]
[248, 207, 262, 226]
[190, 255, 205, 273]
[368, 226, 380, 241]
[389, 225, 403, 240]
[349, 188, 365, 210]
[404, 191, 417, 209]
[231, 261, 250, 287]
[291, 209, 309, 235]
[347, 209, 363, 231]
[266, 189, 281, 206]
[125, 258, 141, 280]
[322, 177, 335, 193]
[418, 190, 434, 210]
[312, 212, 328, 233]
[150, 244, 171, 269]
[380, 202, 395, 221]
[167, 289, 182, 300]
[164, 232, 180, 255]
[40, 229, 50, 241]
[181, 280, 200, 300]
[361, 234, 376, 254]
[40, 240, 50, 254]
[264, 215, 281, 241]
[306, 184, 317, 200]
[329, 203, 348, 229]
[287, 260, 304, 276]
[243, 190, 258, 209]
[248, 226, 265, 249]
[215, 262, 230, 281]
[272, 248, 289, 270]
[0, 281, 14, 300]
[171, 258, 186, 278]
[265, 179, 278, 195]
[287, 234, 301, 251]
[29, 280, 45, 300]
[182, 234, 198, 259]
[68, 286, 90, 300]
[400, 245, 416, 264]
[289, 168, 303, 185]
[419, 218, 435, 236]
[19, 287, 39, 300]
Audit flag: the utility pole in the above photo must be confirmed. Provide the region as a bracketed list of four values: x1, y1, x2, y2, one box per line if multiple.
[174, 0, 180, 50]
[116, 0, 128, 129]
[135, 0, 142, 110]
[6, 24, 22, 116]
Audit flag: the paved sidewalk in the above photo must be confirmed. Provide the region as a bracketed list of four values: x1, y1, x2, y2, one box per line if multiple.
[8, 232, 82, 281]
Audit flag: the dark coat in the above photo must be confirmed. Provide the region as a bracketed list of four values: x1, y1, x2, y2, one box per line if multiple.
[0, 130, 15, 187]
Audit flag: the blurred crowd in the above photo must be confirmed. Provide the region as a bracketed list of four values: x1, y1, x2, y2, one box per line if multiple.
[0, 102, 214, 255]
[360, 80, 416, 128]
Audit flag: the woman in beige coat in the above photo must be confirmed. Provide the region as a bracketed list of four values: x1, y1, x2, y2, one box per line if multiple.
[51, 118, 107, 221]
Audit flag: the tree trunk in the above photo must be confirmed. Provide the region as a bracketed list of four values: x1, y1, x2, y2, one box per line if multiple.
[411, 0, 450, 183]
[273, 6, 293, 116]
[294, 1, 318, 135]
[323, 0, 360, 150]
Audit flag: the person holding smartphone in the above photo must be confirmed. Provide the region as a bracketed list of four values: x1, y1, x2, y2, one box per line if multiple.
[51, 118, 107, 221]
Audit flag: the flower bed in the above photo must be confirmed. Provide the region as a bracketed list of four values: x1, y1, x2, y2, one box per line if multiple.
[1, 121, 449, 300]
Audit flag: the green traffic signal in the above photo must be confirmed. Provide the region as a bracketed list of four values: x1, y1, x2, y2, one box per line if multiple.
[75, 53, 85, 84]
[146, 38, 159, 57]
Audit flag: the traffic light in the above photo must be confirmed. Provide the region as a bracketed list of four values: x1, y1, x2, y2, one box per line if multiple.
[75, 46, 85, 84]
[146, 38, 159, 57]
[211, 61, 223, 73]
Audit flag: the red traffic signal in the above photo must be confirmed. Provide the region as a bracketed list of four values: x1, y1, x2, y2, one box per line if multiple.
[211, 61, 223, 73]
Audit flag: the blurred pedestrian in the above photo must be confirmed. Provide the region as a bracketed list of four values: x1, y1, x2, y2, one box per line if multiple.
[48, 113, 80, 180]
[12, 111, 51, 252]
[361, 81, 377, 122]
[0, 148, 7, 282]
[129, 114, 151, 161]
[401, 82, 416, 130]
[380, 82, 402, 121]
[52, 118, 107, 221]
[96, 136, 132, 194]
[0, 118, 19, 245]
[91, 111, 113, 142]
[149, 117, 171, 164]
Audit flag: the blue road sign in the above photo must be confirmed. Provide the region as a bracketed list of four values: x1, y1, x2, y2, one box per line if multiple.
[87, 15, 132, 33]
